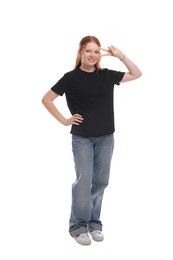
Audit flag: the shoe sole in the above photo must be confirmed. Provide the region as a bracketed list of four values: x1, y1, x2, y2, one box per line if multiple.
[74, 236, 91, 246]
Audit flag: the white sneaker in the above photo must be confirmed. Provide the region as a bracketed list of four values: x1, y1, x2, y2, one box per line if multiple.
[74, 233, 91, 245]
[89, 230, 104, 241]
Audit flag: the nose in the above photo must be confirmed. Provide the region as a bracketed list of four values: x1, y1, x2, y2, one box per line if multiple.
[90, 51, 96, 57]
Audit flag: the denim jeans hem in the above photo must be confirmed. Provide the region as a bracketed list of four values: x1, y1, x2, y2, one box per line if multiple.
[89, 222, 102, 232]
[69, 226, 88, 237]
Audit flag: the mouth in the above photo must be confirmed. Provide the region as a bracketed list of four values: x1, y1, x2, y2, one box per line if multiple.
[88, 59, 97, 63]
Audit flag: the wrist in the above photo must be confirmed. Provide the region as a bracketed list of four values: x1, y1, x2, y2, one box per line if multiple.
[120, 52, 125, 61]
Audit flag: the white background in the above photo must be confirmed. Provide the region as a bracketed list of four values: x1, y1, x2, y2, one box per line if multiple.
[0, 0, 173, 259]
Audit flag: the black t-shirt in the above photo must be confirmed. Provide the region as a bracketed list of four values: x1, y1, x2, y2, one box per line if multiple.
[51, 68, 125, 137]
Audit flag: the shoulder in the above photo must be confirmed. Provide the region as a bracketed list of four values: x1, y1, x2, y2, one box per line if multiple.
[98, 68, 120, 75]
[64, 68, 79, 76]
[103, 68, 124, 77]
[98, 68, 125, 84]
[61, 69, 80, 81]
[99, 68, 121, 73]
[97, 68, 121, 76]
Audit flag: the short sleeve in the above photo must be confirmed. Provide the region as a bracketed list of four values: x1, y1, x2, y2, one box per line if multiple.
[51, 72, 71, 96]
[107, 69, 125, 85]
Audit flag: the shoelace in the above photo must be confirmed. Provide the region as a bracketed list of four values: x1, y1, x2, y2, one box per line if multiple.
[78, 233, 88, 238]
[92, 230, 102, 234]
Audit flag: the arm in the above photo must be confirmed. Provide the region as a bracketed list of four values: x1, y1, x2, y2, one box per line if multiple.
[41, 90, 83, 126]
[100, 45, 142, 82]
[119, 54, 142, 83]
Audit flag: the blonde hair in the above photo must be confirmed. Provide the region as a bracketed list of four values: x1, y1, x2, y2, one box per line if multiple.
[74, 35, 101, 69]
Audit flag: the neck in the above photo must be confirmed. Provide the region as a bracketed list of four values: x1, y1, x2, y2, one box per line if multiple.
[80, 65, 95, 72]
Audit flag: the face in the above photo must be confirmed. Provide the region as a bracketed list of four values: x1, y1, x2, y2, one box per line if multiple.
[80, 42, 100, 68]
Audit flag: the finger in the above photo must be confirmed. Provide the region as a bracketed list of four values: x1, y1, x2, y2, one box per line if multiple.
[72, 120, 79, 125]
[75, 118, 83, 122]
[74, 116, 84, 121]
[73, 118, 83, 125]
[74, 113, 83, 118]
[100, 47, 109, 52]
[73, 116, 84, 124]
[100, 53, 110, 57]
[74, 115, 84, 121]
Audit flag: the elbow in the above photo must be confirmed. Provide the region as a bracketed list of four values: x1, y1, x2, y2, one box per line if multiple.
[41, 95, 47, 106]
[135, 70, 142, 79]
[41, 96, 45, 105]
[138, 70, 142, 78]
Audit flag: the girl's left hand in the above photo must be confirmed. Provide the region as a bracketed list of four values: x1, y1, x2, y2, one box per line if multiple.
[100, 45, 123, 59]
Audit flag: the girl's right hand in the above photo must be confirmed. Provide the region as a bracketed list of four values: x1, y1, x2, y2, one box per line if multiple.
[63, 114, 84, 126]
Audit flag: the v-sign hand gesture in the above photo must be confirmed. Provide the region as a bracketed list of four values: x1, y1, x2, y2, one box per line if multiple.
[100, 45, 124, 60]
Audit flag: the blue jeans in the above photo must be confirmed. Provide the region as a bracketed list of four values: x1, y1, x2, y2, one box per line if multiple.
[69, 134, 114, 237]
